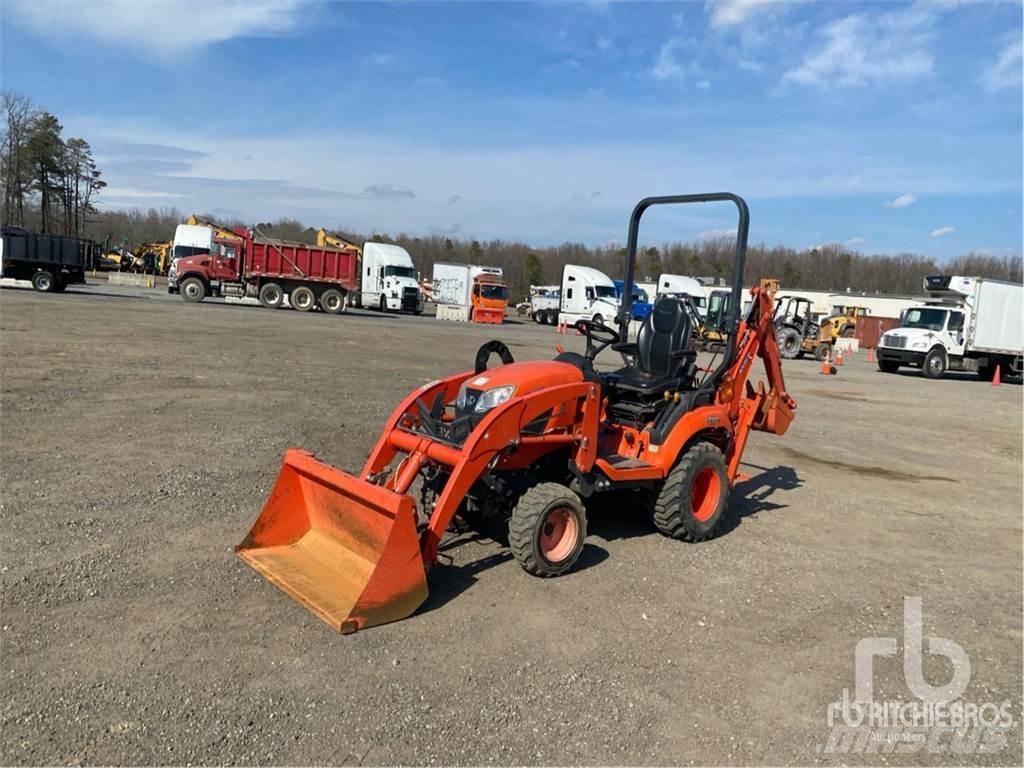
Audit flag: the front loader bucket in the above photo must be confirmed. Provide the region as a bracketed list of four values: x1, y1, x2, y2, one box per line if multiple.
[236, 448, 428, 633]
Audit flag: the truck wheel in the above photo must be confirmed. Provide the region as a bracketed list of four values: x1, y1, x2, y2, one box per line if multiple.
[923, 347, 946, 379]
[592, 313, 604, 325]
[509, 483, 587, 577]
[841, 326, 855, 338]
[319, 289, 346, 315]
[814, 344, 830, 362]
[878, 359, 900, 373]
[777, 327, 801, 359]
[259, 282, 284, 309]
[31, 271, 56, 292]
[52, 280, 67, 293]
[290, 285, 316, 312]
[977, 362, 996, 381]
[180, 277, 206, 303]
[653, 442, 729, 542]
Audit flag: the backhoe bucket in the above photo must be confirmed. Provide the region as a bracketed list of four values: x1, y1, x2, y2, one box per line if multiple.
[236, 448, 428, 633]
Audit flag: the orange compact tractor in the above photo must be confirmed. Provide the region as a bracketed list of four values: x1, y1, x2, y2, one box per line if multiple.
[237, 193, 797, 632]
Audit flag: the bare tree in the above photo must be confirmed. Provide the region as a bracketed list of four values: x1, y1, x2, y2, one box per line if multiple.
[0, 91, 37, 227]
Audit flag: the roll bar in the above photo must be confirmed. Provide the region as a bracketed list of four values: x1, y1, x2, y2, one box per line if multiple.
[618, 192, 749, 381]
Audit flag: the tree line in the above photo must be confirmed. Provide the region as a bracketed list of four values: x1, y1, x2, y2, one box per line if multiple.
[2, 90, 1019, 300]
[1, 92, 105, 237]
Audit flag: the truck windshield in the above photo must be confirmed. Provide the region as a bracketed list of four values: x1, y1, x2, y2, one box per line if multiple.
[480, 284, 507, 300]
[902, 308, 948, 331]
[173, 245, 210, 259]
[384, 265, 417, 279]
[595, 285, 617, 299]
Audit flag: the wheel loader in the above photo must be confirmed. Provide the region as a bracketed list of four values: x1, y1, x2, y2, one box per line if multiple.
[237, 193, 797, 633]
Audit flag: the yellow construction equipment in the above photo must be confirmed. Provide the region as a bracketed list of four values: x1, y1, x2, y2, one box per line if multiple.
[822, 305, 870, 342]
[315, 228, 362, 257]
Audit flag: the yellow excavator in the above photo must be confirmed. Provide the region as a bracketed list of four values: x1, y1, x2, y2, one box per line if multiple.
[315, 227, 362, 257]
[187, 214, 243, 243]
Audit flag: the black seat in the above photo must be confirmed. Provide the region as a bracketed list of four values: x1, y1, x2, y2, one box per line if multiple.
[604, 298, 696, 395]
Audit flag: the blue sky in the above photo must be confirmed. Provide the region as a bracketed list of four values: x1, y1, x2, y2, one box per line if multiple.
[1, 0, 1021, 258]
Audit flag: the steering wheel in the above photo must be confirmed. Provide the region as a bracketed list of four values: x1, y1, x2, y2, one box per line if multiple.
[574, 319, 620, 361]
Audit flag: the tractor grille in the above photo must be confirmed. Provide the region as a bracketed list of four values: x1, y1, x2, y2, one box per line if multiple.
[882, 333, 907, 349]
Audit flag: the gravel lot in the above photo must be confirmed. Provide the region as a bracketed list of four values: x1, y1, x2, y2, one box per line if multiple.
[2, 280, 1021, 765]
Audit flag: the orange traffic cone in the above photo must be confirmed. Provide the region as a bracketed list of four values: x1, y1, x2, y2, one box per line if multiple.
[992, 365, 1001, 387]
[835, 349, 844, 366]
[557, 320, 567, 334]
[867, 348, 876, 362]
[819, 349, 833, 375]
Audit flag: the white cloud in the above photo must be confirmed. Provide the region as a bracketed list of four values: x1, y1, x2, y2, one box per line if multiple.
[981, 39, 1023, 92]
[706, 0, 797, 29]
[4, 0, 309, 54]
[596, 36, 612, 52]
[845, 237, 865, 246]
[783, 8, 937, 87]
[737, 59, 764, 72]
[930, 226, 955, 238]
[885, 193, 917, 208]
[100, 186, 188, 200]
[650, 38, 686, 82]
[697, 80, 711, 90]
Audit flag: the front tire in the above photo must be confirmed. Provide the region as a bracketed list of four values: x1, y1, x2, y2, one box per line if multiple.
[319, 289, 346, 314]
[290, 285, 316, 312]
[653, 443, 729, 542]
[31, 271, 56, 293]
[509, 483, 587, 577]
[878, 359, 900, 373]
[180, 277, 206, 303]
[379, 295, 389, 313]
[922, 347, 946, 379]
[258, 282, 284, 309]
[814, 343, 830, 362]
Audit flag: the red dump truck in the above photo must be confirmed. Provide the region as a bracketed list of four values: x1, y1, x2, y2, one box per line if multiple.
[169, 228, 359, 314]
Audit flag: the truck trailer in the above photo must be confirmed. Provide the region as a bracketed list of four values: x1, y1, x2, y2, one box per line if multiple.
[432, 262, 507, 323]
[1, 227, 98, 292]
[876, 275, 1023, 380]
[169, 228, 358, 313]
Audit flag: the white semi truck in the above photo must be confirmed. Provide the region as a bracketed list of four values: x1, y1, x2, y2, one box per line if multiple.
[876, 275, 1022, 380]
[656, 274, 708, 319]
[354, 242, 424, 314]
[558, 265, 620, 327]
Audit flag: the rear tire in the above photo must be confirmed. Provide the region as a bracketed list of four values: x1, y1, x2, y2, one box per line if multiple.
[31, 271, 56, 293]
[319, 289, 346, 315]
[841, 326, 855, 338]
[814, 344, 830, 362]
[878, 359, 900, 373]
[653, 443, 729, 542]
[290, 285, 316, 312]
[180, 277, 206, 303]
[922, 347, 946, 379]
[777, 327, 801, 359]
[509, 483, 587, 577]
[258, 282, 284, 309]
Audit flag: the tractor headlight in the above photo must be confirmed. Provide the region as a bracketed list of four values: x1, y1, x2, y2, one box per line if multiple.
[475, 385, 515, 412]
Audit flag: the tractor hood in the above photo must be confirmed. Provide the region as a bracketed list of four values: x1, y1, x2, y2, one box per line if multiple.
[464, 360, 584, 396]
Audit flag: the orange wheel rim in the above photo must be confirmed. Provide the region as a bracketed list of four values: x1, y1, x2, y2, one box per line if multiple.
[690, 467, 721, 523]
[540, 507, 578, 563]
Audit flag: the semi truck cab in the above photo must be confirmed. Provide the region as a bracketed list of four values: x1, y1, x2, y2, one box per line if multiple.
[559, 265, 620, 326]
[471, 273, 508, 323]
[361, 242, 424, 314]
[877, 305, 965, 376]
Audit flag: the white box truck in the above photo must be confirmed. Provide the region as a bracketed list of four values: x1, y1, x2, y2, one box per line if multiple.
[432, 263, 507, 324]
[558, 265, 620, 327]
[876, 275, 1023, 380]
[355, 242, 424, 314]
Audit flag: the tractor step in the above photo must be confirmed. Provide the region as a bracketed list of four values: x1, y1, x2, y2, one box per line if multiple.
[604, 454, 654, 469]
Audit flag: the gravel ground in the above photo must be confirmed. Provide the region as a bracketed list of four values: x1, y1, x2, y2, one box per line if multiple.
[1, 281, 1021, 766]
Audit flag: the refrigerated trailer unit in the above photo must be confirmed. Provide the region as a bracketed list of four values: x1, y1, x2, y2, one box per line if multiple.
[1, 227, 98, 292]
[876, 275, 1023, 380]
